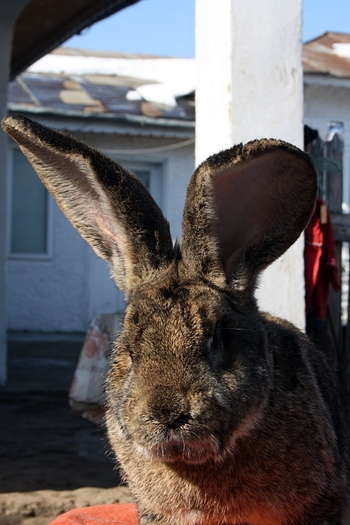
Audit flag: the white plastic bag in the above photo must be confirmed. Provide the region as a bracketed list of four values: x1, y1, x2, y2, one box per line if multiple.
[69, 313, 123, 422]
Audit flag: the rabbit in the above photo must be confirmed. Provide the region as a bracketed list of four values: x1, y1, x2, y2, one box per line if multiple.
[2, 113, 349, 525]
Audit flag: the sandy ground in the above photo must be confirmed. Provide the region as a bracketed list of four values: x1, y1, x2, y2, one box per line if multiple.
[0, 335, 133, 525]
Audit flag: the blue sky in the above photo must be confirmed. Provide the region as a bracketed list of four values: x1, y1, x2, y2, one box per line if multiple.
[64, 0, 350, 56]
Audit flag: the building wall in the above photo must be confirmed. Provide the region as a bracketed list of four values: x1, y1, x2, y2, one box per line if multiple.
[6, 128, 194, 332]
[8, 79, 349, 334]
[7, 207, 89, 332]
[304, 81, 350, 206]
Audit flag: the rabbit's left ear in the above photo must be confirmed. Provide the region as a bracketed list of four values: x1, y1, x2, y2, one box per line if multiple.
[2, 115, 175, 297]
[182, 140, 317, 300]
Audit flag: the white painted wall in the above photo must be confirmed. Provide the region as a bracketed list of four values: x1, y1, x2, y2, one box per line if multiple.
[6, 129, 194, 332]
[196, 0, 305, 328]
[6, 75, 350, 335]
[8, 210, 89, 332]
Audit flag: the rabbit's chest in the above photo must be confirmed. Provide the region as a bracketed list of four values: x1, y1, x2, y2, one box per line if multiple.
[131, 458, 291, 525]
[153, 494, 287, 525]
[182, 509, 284, 525]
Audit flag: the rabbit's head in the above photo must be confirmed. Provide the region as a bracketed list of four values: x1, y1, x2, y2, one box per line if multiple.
[2, 115, 317, 467]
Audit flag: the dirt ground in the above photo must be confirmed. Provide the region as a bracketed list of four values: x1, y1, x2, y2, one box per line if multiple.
[0, 334, 133, 525]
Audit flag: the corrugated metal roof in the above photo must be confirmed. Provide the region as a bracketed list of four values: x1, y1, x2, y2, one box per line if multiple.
[8, 48, 195, 124]
[8, 32, 350, 124]
[303, 32, 350, 78]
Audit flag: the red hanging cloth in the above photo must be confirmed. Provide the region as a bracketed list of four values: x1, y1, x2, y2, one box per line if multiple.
[304, 198, 340, 322]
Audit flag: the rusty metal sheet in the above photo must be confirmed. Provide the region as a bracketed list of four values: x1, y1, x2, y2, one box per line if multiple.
[23, 74, 86, 111]
[303, 32, 350, 78]
[82, 82, 141, 115]
[8, 71, 195, 121]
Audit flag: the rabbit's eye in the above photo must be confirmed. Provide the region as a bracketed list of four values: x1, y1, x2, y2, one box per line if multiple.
[207, 330, 222, 365]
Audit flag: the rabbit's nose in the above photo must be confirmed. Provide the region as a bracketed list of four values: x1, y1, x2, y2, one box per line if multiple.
[154, 407, 191, 429]
[148, 390, 191, 428]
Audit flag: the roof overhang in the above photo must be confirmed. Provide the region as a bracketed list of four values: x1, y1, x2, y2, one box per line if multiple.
[11, 0, 141, 80]
[7, 108, 195, 140]
[304, 73, 350, 89]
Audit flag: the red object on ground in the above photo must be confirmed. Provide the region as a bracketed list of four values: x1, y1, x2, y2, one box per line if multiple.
[50, 504, 138, 525]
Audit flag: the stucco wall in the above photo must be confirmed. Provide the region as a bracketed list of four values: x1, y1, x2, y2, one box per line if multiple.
[6, 129, 194, 332]
[7, 209, 89, 332]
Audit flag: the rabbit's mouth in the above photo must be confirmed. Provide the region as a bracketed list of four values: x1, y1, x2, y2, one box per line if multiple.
[142, 438, 220, 464]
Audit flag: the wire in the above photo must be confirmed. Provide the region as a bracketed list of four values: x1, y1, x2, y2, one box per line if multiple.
[101, 137, 195, 155]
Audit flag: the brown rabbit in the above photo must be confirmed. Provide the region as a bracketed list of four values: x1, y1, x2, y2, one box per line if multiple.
[2, 114, 349, 525]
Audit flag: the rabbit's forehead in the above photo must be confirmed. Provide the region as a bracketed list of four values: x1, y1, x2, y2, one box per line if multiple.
[125, 283, 224, 337]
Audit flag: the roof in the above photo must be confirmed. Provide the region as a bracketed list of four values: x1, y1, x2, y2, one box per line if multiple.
[11, 0, 141, 79]
[303, 32, 350, 78]
[7, 32, 350, 129]
[7, 47, 195, 126]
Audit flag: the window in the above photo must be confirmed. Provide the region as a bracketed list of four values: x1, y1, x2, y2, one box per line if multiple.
[118, 162, 164, 210]
[9, 148, 51, 258]
[8, 149, 163, 258]
[134, 170, 150, 191]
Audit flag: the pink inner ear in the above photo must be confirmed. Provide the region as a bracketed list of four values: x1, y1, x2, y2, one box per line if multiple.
[211, 159, 271, 266]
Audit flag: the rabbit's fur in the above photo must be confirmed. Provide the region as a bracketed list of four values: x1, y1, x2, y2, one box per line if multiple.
[2, 114, 349, 525]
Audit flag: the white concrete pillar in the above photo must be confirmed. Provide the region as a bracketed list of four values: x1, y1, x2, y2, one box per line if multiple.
[195, 0, 305, 328]
[0, 0, 31, 384]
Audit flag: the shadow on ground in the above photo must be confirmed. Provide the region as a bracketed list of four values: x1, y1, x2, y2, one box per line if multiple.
[0, 335, 132, 525]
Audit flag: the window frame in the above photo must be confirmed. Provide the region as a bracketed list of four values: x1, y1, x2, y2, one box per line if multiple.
[103, 154, 165, 211]
[7, 144, 55, 261]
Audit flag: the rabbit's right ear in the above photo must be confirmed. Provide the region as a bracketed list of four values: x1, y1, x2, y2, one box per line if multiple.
[182, 139, 317, 302]
[2, 115, 174, 297]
